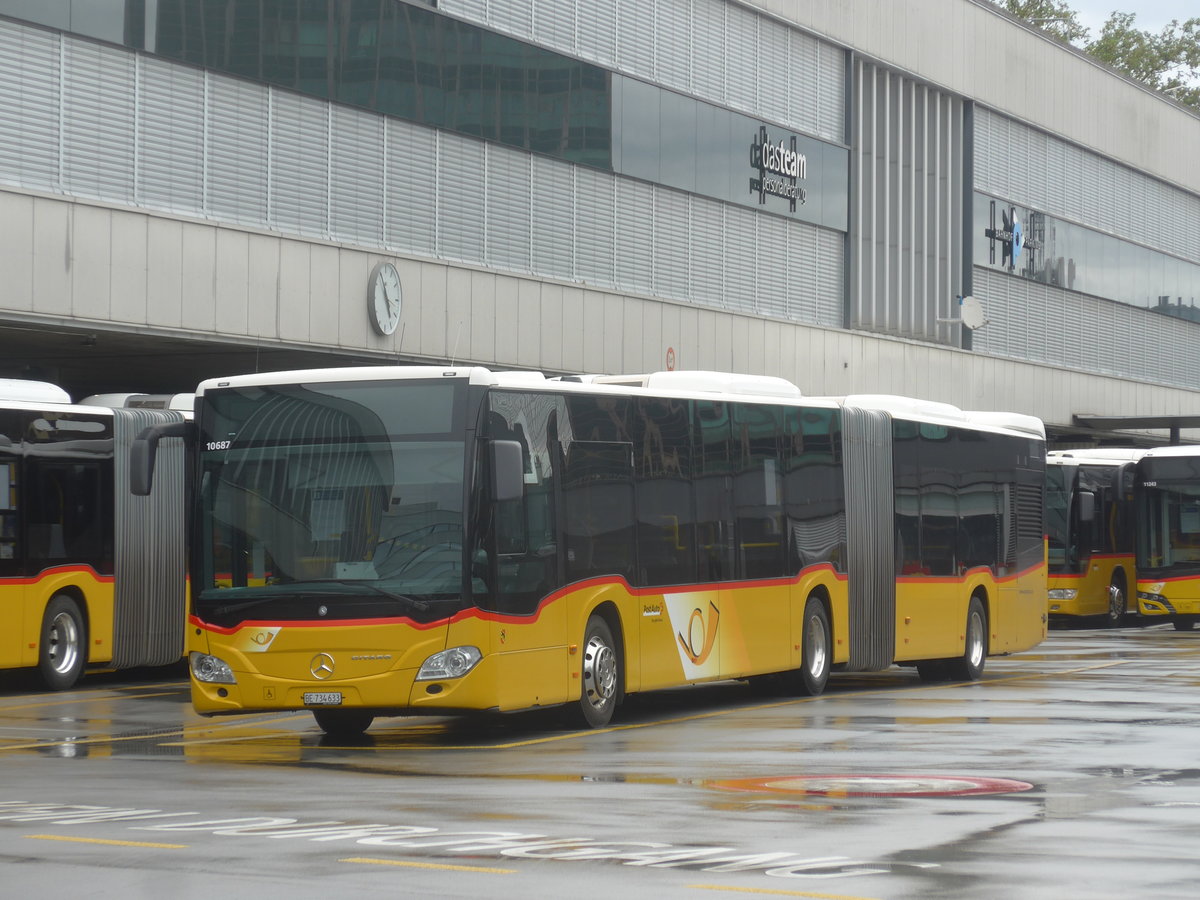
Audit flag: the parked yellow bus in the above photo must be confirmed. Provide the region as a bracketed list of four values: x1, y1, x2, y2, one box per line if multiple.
[1135, 447, 1200, 631]
[132, 366, 1046, 733]
[0, 378, 186, 689]
[1045, 449, 1143, 626]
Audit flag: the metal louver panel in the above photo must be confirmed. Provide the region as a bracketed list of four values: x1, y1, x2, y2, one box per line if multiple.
[270, 91, 330, 237]
[689, 202, 725, 306]
[437, 134, 487, 263]
[63, 40, 135, 203]
[758, 18, 790, 124]
[0, 22, 59, 190]
[722, 205, 758, 314]
[756, 214, 789, 319]
[691, 0, 726, 103]
[651, 189, 690, 301]
[206, 76, 269, 225]
[533, 1, 576, 52]
[655, 2, 690, 91]
[385, 120, 437, 257]
[574, 166, 616, 285]
[112, 409, 186, 669]
[138, 56, 204, 215]
[840, 406, 895, 672]
[531, 156, 573, 280]
[615, 0, 655, 80]
[487, 146, 533, 273]
[614, 178, 654, 295]
[331, 106, 384, 245]
[724, 5, 758, 114]
[575, 0, 618, 67]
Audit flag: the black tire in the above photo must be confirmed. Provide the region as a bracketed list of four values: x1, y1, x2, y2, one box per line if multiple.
[38, 594, 86, 691]
[1173, 617, 1196, 632]
[946, 596, 987, 681]
[1105, 576, 1126, 628]
[793, 596, 831, 696]
[312, 708, 374, 736]
[569, 615, 621, 729]
[917, 661, 949, 683]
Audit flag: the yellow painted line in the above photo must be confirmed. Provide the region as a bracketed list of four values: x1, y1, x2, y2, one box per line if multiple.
[0, 691, 184, 713]
[0, 712, 308, 753]
[690, 885, 879, 900]
[340, 856, 516, 874]
[25, 834, 187, 849]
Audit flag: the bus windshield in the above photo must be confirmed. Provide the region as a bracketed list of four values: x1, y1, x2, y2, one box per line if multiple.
[1138, 481, 1200, 577]
[1045, 464, 1072, 572]
[195, 379, 469, 624]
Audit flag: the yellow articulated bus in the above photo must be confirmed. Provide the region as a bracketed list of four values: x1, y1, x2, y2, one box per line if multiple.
[1135, 447, 1200, 631]
[131, 366, 1047, 734]
[0, 378, 187, 689]
[1045, 449, 1144, 627]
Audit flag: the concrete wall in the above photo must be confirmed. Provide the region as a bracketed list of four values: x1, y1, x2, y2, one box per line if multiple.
[6, 184, 1198, 438]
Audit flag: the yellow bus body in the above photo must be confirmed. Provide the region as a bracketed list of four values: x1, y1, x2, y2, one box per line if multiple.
[1047, 554, 1134, 618]
[1138, 574, 1200, 618]
[190, 559, 1046, 718]
[0, 566, 116, 670]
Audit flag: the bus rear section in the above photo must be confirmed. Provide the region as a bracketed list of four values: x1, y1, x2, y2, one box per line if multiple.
[0, 379, 186, 689]
[1135, 448, 1200, 630]
[1045, 449, 1142, 626]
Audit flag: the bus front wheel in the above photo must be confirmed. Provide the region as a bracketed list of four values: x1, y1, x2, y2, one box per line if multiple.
[570, 615, 621, 729]
[946, 597, 987, 682]
[313, 708, 374, 736]
[39, 594, 86, 691]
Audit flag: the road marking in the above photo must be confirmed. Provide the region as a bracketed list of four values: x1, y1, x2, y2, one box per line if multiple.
[340, 856, 516, 874]
[0, 691, 184, 713]
[25, 834, 187, 849]
[690, 884, 880, 899]
[0, 712, 309, 753]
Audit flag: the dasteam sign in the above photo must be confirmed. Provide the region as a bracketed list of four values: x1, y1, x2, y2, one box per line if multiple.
[750, 126, 807, 212]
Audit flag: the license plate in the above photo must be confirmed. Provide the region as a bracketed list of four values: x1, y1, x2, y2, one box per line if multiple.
[303, 692, 343, 706]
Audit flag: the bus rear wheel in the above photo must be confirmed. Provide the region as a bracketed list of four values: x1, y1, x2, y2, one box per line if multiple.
[790, 596, 831, 696]
[569, 615, 621, 729]
[39, 594, 86, 691]
[313, 709, 374, 736]
[946, 597, 987, 681]
[1106, 578, 1126, 628]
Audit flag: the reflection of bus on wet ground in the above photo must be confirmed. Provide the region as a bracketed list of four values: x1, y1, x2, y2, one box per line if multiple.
[1045, 449, 1144, 627]
[0, 379, 187, 689]
[132, 366, 1047, 735]
[1135, 447, 1200, 631]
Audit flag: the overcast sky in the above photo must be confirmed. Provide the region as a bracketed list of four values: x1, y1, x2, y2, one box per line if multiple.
[1068, 1, 1197, 38]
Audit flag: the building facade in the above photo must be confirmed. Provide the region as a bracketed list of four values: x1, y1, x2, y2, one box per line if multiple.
[0, 0, 1198, 442]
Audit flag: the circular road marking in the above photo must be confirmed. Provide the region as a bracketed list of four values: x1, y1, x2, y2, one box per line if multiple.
[709, 774, 1034, 798]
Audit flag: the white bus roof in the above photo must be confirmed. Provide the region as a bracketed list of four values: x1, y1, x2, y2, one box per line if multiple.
[1048, 447, 1147, 464]
[1138, 445, 1200, 461]
[192, 366, 1044, 439]
[0, 378, 71, 405]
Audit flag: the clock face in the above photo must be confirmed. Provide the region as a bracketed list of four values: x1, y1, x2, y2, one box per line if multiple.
[369, 262, 402, 336]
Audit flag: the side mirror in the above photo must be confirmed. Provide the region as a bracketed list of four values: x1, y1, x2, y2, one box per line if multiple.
[490, 439, 525, 503]
[131, 421, 193, 495]
[1076, 490, 1096, 524]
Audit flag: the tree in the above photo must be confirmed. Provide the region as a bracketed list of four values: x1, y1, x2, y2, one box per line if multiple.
[1086, 13, 1200, 109]
[994, 1, 1089, 45]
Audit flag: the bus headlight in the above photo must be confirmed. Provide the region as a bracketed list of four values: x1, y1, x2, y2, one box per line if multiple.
[1047, 589, 1078, 600]
[416, 646, 482, 681]
[190, 651, 236, 684]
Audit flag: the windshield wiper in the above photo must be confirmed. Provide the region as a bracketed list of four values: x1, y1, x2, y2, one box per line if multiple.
[323, 580, 431, 613]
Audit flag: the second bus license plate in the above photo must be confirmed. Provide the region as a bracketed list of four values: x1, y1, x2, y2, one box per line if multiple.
[303, 692, 343, 706]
